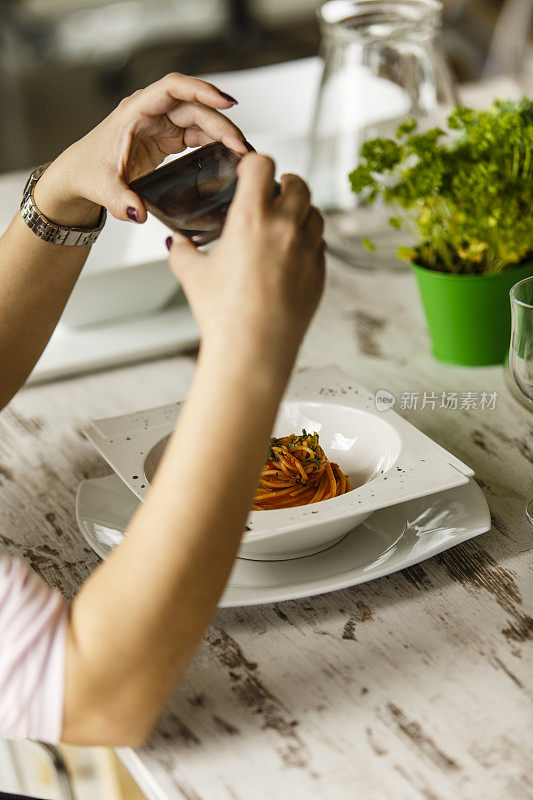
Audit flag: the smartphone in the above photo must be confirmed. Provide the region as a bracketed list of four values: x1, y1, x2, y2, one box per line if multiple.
[129, 143, 241, 246]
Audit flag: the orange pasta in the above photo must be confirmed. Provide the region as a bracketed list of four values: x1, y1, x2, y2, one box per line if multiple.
[253, 430, 351, 511]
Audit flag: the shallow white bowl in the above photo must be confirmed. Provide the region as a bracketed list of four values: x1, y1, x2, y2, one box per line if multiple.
[85, 367, 474, 561]
[145, 401, 402, 559]
[61, 214, 178, 328]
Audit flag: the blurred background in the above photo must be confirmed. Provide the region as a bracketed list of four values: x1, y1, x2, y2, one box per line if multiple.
[1, 0, 532, 172]
[0, 2, 532, 797]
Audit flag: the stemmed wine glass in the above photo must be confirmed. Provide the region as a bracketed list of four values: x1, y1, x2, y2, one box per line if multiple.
[506, 275, 533, 524]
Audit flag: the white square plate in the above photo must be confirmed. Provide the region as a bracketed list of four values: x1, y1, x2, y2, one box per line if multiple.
[76, 474, 490, 607]
[84, 366, 474, 560]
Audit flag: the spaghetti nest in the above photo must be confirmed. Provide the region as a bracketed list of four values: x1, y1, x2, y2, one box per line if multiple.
[253, 430, 351, 511]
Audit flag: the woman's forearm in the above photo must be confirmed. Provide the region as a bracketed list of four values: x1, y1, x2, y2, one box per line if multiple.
[0, 166, 100, 408]
[62, 338, 292, 746]
[61, 154, 324, 747]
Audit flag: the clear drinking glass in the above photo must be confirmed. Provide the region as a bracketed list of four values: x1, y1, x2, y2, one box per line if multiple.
[507, 276, 533, 408]
[506, 275, 533, 524]
[308, 0, 457, 269]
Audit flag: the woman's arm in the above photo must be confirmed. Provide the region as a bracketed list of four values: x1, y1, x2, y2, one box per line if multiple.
[0, 73, 249, 409]
[0, 210, 95, 409]
[62, 156, 325, 746]
[0, 72, 323, 745]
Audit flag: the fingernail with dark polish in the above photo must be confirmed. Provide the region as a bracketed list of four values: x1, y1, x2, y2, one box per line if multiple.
[244, 140, 256, 152]
[219, 91, 238, 104]
[126, 206, 139, 223]
[165, 236, 173, 251]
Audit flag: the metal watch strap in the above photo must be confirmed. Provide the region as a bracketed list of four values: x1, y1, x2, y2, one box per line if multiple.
[20, 163, 106, 246]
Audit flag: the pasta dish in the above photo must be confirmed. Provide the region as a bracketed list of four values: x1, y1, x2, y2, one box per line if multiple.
[253, 430, 351, 511]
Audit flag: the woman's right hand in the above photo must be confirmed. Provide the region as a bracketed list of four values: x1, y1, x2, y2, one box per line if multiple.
[167, 154, 325, 376]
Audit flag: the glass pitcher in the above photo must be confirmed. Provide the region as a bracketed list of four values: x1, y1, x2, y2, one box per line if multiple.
[308, 0, 457, 270]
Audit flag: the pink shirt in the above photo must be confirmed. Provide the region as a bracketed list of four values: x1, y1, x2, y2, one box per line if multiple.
[0, 553, 67, 743]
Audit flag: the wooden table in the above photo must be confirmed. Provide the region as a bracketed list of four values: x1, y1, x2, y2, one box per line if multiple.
[1, 250, 531, 800]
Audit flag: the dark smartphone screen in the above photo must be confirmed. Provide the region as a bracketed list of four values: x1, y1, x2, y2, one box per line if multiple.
[129, 143, 241, 246]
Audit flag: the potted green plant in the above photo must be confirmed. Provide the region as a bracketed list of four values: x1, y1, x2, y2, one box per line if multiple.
[349, 99, 533, 366]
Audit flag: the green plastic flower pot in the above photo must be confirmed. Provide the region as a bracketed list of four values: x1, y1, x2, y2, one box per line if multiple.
[411, 261, 533, 366]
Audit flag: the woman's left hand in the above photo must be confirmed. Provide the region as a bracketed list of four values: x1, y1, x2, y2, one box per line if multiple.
[34, 73, 250, 226]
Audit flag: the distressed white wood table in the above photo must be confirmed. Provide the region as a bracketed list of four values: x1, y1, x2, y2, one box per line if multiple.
[0, 251, 532, 800]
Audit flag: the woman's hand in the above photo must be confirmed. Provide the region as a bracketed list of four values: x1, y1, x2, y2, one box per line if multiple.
[167, 154, 325, 379]
[34, 73, 250, 226]
[0, 71, 250, 408]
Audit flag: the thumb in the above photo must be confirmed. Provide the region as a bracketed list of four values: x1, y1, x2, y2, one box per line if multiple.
[105, 175, 147, 223]
[166, 232, 203, 285]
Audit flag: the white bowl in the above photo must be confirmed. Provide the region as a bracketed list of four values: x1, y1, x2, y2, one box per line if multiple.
[85, 367, 474, 562]
[144, 400, 402, 559]
[61, 214, 178, 328]
[61, 259, 180, 328]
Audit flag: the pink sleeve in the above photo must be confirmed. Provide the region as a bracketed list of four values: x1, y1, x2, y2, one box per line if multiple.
[0, 553, 67, 743]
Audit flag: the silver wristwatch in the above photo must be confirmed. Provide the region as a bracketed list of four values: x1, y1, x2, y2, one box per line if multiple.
[20, 163, 106, 246]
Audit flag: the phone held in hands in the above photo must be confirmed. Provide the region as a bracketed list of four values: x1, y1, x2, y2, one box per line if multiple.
[129, 143, 241, 247]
